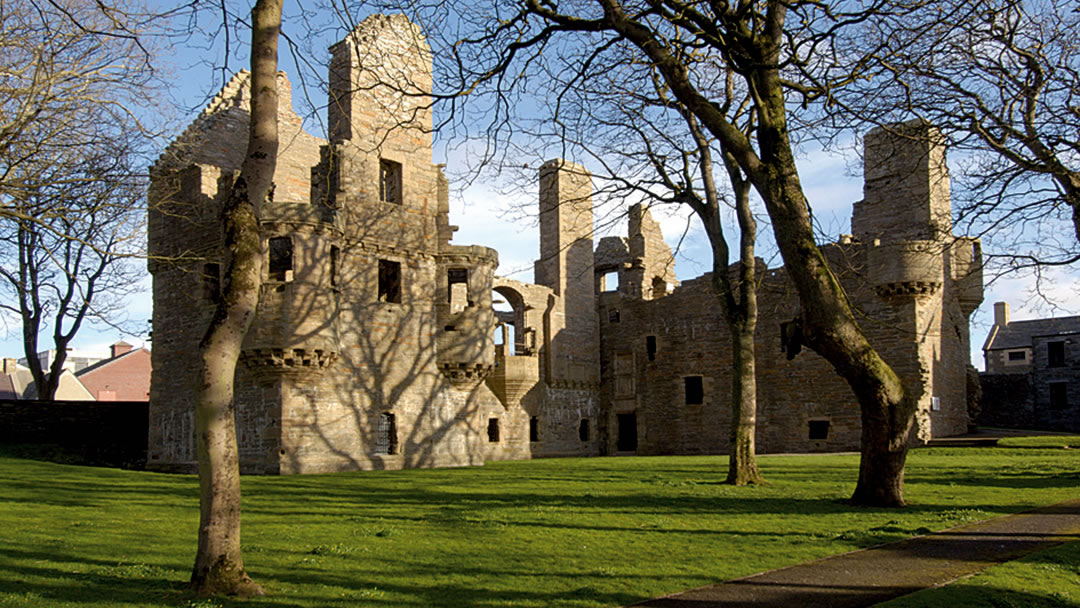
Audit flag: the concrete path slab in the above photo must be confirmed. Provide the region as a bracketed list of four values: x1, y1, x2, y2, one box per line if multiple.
[629, 498, 1080, 608]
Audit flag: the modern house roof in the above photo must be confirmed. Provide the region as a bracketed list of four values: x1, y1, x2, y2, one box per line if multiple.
[984, 315, 1080, 351]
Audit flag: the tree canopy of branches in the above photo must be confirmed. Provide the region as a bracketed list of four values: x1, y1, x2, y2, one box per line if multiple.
[826, 0, 1079, 269]
[348, 0, 950, 506]
[0, 0, 158, 398]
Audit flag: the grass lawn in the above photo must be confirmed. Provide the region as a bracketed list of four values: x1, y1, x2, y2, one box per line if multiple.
[0, 446, 1077, 608]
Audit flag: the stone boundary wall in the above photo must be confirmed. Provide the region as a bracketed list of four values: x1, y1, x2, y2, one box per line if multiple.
[0, 400, 148, 468]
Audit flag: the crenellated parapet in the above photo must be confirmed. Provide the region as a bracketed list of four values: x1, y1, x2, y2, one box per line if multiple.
[867, 240, 945, 298]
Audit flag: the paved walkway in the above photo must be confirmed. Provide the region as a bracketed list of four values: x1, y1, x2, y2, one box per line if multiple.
[629, 498, 1080, 608]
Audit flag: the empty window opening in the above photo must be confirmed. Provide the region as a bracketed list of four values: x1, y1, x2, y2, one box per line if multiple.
[1050, 382, 1068, 410]
[1008, 350, 1027, 362]
[375, 412, 398, 455]
[684, 376, 704, 405]
[487, 418, 500, 443]
[529, 416, 539, 442]
[646, 335, 657, 361]
[202, 263, 221, 298]
[579, 419, 590, 442]
[1048, 341, 1066, 367]
[330, 246, 340, 287]
[609, 308, 620, 323]
[651, 276, 667, 298]
[931, 396, 942, 411]
[602, 270, 619, 292]
[378, 259, 402, 303]
[617, 413, 637, 452]
[268, 236, 293, 281]
[494, 324, 516, 356]
[448, 267, 469, 310]
[379, 159, 402, 204]
[808, 420, 830, 441]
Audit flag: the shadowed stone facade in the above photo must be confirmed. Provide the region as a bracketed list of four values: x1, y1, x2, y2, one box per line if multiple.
[148, 16, 983, 473]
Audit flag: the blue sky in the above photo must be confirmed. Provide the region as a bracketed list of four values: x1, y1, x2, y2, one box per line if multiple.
[3, 6, 1077, 370]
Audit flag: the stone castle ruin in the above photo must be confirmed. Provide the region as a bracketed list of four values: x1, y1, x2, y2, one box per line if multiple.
[147, 15, 983, 474]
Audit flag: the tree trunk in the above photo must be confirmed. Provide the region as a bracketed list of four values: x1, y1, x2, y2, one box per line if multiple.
[727, 314, 762, 485]
[189, 0, 281, 596]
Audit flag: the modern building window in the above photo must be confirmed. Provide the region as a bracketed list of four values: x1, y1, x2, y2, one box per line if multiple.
[1007, 351, 1027, 362]
[684, 376, 704, 405]
[529, 416, 539, 442]
[487, 418, 500, 443]
[375, 412, 397, 455]
[578, 418, 590, 442]
[646, 335, 657, 361]
[268, 236, 293, 281]
[379, 159, 402, 204]
[1048, 341, 1066, 368]
[808, 420, 830, 440]
[378, 259, 402, 303]
[1049, 382, 1068, 410]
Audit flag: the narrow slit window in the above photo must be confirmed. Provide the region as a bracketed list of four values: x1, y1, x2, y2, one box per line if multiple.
[578, 419, 590, 442]
[487, 418, 500, 443]
[646, 335, 657, 361]
[268, 236, 293, 281]
[684, 376, 704, 405]
[375, 412, 397, 455]
[609, 308, 620, 323]
[529, 416, 539, 442]
[330, 246, 340, 287]
[379, 159, 402, 204]
[378, 259, 402, 303]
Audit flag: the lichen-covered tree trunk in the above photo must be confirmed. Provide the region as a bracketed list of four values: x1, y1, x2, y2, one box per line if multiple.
[190, 0, 281, 596]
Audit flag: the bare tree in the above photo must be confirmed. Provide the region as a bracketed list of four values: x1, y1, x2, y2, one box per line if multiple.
[0, 0, 160, 397]
[825, 0, 1079, 268]
[188, 0, 281, 596]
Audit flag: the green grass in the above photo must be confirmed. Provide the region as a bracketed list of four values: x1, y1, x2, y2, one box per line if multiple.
[0, 447, 1077, 607]
[876, 540, 1080, 608]
[998, 435, 1080, 449]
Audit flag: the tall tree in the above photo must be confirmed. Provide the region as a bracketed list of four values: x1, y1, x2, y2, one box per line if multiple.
[390, 0, 925, 505]
[0, 0, 156, 397]
[189, 0, 281, 596]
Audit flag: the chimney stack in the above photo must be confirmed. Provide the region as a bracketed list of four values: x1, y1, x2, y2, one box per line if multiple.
[110, 341, 133, 358]
[993, 301, 1010, 327]
[2, 358, 16, 374]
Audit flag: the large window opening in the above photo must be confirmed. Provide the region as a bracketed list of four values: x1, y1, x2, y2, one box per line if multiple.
[448, 268, 469, 311]
[1048, 341, 1066, 368]
[808, 420, 830, 440]
[602, 270, 619, 292]
[379, 159, 402, 204]
[684, 376, 704, 405]
[378, 259, 402, 303]
[268, 236, 293, 281]
[375, 412, 398, 455]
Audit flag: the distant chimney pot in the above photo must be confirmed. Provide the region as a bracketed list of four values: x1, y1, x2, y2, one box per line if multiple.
[111, 341, 133, 358]
[993, 301, 1010, 327]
